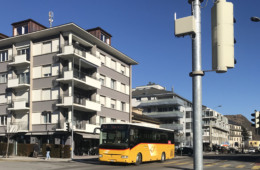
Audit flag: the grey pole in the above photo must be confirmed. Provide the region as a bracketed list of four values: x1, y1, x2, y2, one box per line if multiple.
[71, 56, 74, 159]
[191, 0, 203, 170]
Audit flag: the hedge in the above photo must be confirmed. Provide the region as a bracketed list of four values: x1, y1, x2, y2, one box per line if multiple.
[0, 143, 13, 156]
[17, 144, 34, 157]
[42, 144, 70, 158]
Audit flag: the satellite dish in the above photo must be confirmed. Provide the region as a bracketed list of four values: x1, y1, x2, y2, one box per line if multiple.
[49, 11, 54, 27]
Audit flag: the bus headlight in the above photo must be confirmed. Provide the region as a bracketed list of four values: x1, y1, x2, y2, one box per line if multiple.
[121, 156, 128, 159]
[99, 154, 103, 157]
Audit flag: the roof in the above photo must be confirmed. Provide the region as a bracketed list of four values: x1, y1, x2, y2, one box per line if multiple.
[102, 122, 174, 132]
[228, 119, 242, 126]
[0, 22, 138, 65]
[0, 33, 9, 39]
[132, 112, 161, 125]
[11, 18, 47, 29]
[86, 27, 112, 37]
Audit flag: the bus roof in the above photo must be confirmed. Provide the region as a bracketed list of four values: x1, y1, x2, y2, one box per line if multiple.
[101, 123, 174, 132]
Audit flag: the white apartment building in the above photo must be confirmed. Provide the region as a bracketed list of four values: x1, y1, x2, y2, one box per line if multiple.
[0, 19, 138, 155]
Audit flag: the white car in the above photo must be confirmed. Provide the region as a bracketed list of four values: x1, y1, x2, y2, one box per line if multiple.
[248, 148, 255, 153]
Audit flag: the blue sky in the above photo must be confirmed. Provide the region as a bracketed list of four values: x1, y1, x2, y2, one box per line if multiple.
[0, 0, 259, 121]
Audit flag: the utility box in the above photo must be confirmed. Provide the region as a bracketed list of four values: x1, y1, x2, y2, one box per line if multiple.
[175, 16, 196, 37]
[211, 0, 234, 73]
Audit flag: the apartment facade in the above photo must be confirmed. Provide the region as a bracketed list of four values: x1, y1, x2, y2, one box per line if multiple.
[228, 120, 243, 148]
[202, 108, 229, 150]
[0, 19, 138, 154]
[132, 82, 206, 148]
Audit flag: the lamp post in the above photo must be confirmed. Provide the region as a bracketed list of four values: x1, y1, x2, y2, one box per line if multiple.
[251, 17, 260, 22]
[176, 132, 184, 156]
[213, 105, 222, 110]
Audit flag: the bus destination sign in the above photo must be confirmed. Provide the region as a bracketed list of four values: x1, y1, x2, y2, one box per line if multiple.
[101, 124, 127, 130]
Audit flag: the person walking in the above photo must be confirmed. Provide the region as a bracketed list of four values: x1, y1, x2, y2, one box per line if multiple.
[45, 144, 51, 160]
[33, 142, 40, 158]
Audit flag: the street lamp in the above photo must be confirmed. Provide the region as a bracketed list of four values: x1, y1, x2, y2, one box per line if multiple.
[251, 17, 260, 22]
[213, 105, 222, 110]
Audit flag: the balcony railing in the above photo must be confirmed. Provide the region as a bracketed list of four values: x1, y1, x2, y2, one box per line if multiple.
[9, 75, 30, 84]
[58, 68, 98, 81]
[230, 127, 243, 131]
[143, 110, 184, 118]
[9, 53, 30, 62]
[57, 93, 100, 106]
[160, 123, 183, 130]
[58, 42, 99, 58]
[139, 98, 184, 107]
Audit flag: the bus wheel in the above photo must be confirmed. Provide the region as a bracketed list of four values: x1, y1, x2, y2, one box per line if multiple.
[135, 153, 142, 166]
[160, 152, 165, 163]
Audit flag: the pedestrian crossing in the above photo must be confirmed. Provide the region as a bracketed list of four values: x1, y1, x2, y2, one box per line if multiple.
[163, 160, 260, 169]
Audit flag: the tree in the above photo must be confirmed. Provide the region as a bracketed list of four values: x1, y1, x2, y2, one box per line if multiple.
[2, 121, 20, 158]
[242, 126, 250, 141]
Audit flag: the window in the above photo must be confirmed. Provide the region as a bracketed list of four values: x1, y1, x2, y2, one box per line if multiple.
[42, 89, 51, 100]
[148, 97, 151, 100]
[111, 99, 116, 109]
[16, 25, 28, 35]
[136, 98, 141, 101]
[43, 65, 51, 77]
[0, 73, 7, 83]
[101, 34, 109, 44]
[121, 120, 125, 122]
[0, 116, 7, 125]
[100, 96, 105, 107]
[111, 60, 116, 70]
[169, 107, 173, 111]
[121, 83, 125, 93]
[0, 51, 8, 62]
[43, 42, 52, 53]
[121, 102, 125, 111]
[121, 65, 125, 75]
[111, 79, 116, 89]
[100, 54, 105, 64]
[148, 109, 151, 113]
[100, 116, 105, 124]
[42, 112, 51, 123]
[17, 48, 30, 55]
[111, 118, 116, 122]
[100, 75, 105, 86]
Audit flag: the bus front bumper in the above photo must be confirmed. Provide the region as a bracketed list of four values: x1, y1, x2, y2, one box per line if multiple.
[99, 155, 132, 163]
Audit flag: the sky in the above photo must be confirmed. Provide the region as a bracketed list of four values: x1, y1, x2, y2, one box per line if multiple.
[0, 0, 259, 121]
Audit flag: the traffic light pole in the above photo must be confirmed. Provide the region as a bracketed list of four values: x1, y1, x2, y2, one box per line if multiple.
[191, 0, 203, 170]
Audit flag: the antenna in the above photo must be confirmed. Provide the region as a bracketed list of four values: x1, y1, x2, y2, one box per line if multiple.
[49, 11, 54, 27]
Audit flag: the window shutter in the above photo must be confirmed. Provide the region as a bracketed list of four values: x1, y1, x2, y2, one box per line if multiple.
[43, 65, 51, 75]
[121, 84, 125, 93]
[100, 54, 105, 64]
[111, 60, 116, 70]
[43, 42, 52, 53]
[100, 96, 105, 106]
[121, 65, 125, 74]
[111, 99, 116, 105]
[42, 89, 51, 100]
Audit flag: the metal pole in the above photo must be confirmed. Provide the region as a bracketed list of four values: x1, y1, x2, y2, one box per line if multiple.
[191, 0, 203, 170]
[71, 56, 74, 159]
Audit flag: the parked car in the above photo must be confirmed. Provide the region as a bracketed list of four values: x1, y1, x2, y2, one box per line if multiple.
[248, 148, 255, 153]
[176, 147, 193, 155]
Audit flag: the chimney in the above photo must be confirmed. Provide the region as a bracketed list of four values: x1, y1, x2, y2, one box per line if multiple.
[172, 86, 174, 92]
[86, 27, 112, 46]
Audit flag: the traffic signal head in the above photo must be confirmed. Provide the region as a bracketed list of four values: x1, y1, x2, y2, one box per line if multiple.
[211, 0, 235, 73]
[251, 111, 259, 128]
[66, 122, 70, 132]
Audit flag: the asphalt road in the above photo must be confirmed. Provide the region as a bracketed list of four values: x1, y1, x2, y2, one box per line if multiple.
[1, 154, 260, 170]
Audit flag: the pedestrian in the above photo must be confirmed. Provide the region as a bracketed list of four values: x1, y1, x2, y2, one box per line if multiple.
[33, 142, 40, 158]
[45, 144, 51, 160]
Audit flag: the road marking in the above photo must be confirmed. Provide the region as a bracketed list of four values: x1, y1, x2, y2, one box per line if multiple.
[163, 161, 180, 164]
[175, 162, 191, 165]
[205, 160, 227, 166]
[252, 166, 260, 170]
[236, 165, 245, 169]
[220, 164, 231, 167]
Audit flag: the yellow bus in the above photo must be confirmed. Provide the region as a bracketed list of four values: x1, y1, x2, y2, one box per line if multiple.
[98, 123, 175, 165]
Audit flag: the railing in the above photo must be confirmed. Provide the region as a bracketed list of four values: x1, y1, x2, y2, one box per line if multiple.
[10, 121, 28, 131]
[58, 42, 99, 58]
[230, 127, 243, 131]
[58, 93, 100, 105]
[58, 68, 98, 81]
[140, 98, 184, 106]
[9, 53, 30, 62]
[160, 123, 183, 130]
[8, 75, 30, 84]
[143, 110, 183, 118]
[56, 118, 67, 129]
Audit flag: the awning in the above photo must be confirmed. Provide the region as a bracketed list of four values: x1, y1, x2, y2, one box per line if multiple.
[75, 132, 99, 139]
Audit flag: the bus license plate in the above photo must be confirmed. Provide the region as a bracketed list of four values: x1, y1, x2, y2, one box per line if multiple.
[110, 160, 115, 162]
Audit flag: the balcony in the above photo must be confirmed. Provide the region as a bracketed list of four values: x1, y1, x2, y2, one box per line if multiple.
[57, 43, 101, 68]
[230, 127, 243, 131]
[8, 99, 29, 111]
[56, 94, 101, 112]
[8, 53, 30, 66]
[160, 123, 183, 130]
[203, 122, 229, 132]
[9, 121, 29, 132]
[143, 110, 183, 118]
[8, 76, 30, 89]
[139, 98, 184, 107]
[56, 69, 101, 90]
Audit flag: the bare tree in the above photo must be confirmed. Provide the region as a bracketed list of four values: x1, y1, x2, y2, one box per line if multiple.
[2, 121, 21, 158]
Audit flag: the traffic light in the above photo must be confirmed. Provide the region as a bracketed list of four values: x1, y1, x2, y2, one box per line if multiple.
[251, 110, 259, 128]
[66, 122, 70, 132]
[211, 0, 235, 73]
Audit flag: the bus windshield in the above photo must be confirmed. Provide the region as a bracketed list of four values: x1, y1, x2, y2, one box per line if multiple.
[99, 125, 129, 149]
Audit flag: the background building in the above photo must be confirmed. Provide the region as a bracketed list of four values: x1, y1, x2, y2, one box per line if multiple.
[132, 107, 161, 128]
[0, 19, 138, 155]
[228, 120, 243, 149]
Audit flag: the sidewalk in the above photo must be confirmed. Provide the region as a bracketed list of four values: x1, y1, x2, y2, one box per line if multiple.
[0, 155, 99, 162]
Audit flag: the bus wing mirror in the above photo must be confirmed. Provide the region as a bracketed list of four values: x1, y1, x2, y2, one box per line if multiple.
[94, 127, 101, 135]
